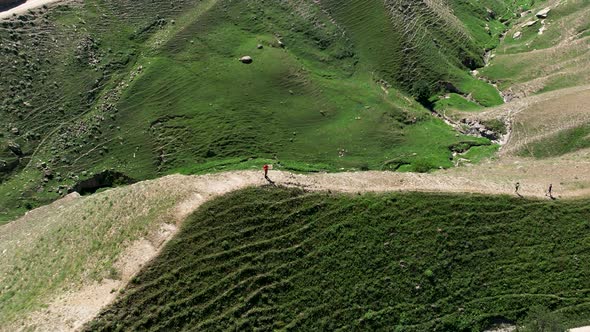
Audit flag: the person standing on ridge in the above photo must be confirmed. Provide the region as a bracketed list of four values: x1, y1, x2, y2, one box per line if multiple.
[263, 164, 270, 180]
[515, 182, 521, 197]
[263, 164, 275, 185]
[546, 184, 553, 199]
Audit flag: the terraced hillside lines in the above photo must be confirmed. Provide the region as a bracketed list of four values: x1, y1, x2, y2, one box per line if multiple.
[465, 84, 590, 158]
[0, 172, 261, 330]
[480, 0, 590, 98]
[318, 0, 507, 106]
[509, 89, 590, 158]
[87, 187, 590, 331]
[1, 0, 521, 222]
[2, 165, 590, 330]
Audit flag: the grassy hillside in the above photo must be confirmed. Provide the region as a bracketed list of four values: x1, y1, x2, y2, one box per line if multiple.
[0, 176, 198, 326]
[87, 186, 590, 331]
[0, 0, 535, 222]
[480, 0, 590, 96]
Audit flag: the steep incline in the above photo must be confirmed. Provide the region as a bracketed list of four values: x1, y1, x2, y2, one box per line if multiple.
[0, 0, 532, 222]
[87, 186, 590, 331]
[2, 150, 590, 330]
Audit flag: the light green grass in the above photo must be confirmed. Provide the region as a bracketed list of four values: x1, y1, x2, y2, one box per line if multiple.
[479, 0, 590, 92]
[0, 0, 529, 221]
[434, 93, 483, 112]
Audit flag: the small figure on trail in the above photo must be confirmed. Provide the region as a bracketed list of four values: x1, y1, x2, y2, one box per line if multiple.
[263, 164, 274, 185]
[515, 182, 521, 197]
[546, 183, 554, 199]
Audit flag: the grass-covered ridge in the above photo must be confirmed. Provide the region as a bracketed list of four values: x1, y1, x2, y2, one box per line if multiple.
[88, 186, 590, 331]
[0, 0, 534, 221]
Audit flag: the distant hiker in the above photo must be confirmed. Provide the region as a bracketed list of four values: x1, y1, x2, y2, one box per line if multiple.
[546, 183, 554, 199]
[263, 164, 275, 185]
[515, 182, 521, 196]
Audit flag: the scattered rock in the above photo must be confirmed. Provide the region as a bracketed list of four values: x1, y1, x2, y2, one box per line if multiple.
[522, 20, 538, 28]
[538, 25, 546, 35]
[513, 31, 522, 39]
[43, 168, 54, 180]
[239, 56, 253, 64]
[536, 7, 551, 19]
[486, 8, 496, 19]
[8, 142, 22, 156]
[460, 119, 504, 141]
[538, 20, 547, 35]
[277, 40, 285, 48]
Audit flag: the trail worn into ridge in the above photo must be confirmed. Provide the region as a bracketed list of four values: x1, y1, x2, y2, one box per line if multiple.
[0, 0, 64, 19]
[4, 152, 590, 331]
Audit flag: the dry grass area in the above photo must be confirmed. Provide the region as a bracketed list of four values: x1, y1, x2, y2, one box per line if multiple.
[466, 84, 590, 157]
[506, 88, 590, 156]
[0, 173, 260, 331]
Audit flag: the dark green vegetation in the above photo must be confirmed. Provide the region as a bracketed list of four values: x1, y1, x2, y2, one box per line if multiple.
[520, 306, 566, 332]
[0, 0, 536, 221]
[88, 186, 590, 331]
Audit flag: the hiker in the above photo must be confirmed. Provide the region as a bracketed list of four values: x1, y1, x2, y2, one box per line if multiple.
[546, 183, 553, 199]
[263, 164, 275, 185]
[515, 182, 521, 196]
[263, 164, 269, 179]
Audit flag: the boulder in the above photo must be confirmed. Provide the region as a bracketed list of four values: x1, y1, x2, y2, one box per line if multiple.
[43, 168, 54, 180]
[513, 31, 522, 39]
[486, 8, 496, 19]
[239, 56, 253, 64]
[522, 20, 538, 28]
[256, 44, 263, 49]
[8, 142, 22, 156]
[536, 7, 551, 19]
[10, 127, 19, 135]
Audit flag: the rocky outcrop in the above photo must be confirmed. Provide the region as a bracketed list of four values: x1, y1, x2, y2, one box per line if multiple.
[8, 142, 23, 156]
[239, 56, 253, 64]
[536, 8, 551, 19]
[522, 20, 538, 28]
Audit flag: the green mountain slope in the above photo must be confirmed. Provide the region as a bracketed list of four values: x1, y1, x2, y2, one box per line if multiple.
[0, 0, 533, 221]
[87, 186, 590, 331]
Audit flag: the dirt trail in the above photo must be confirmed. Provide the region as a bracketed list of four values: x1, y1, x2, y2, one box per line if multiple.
[0, 0, 64, 19]
[5, 153, 590, 331]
